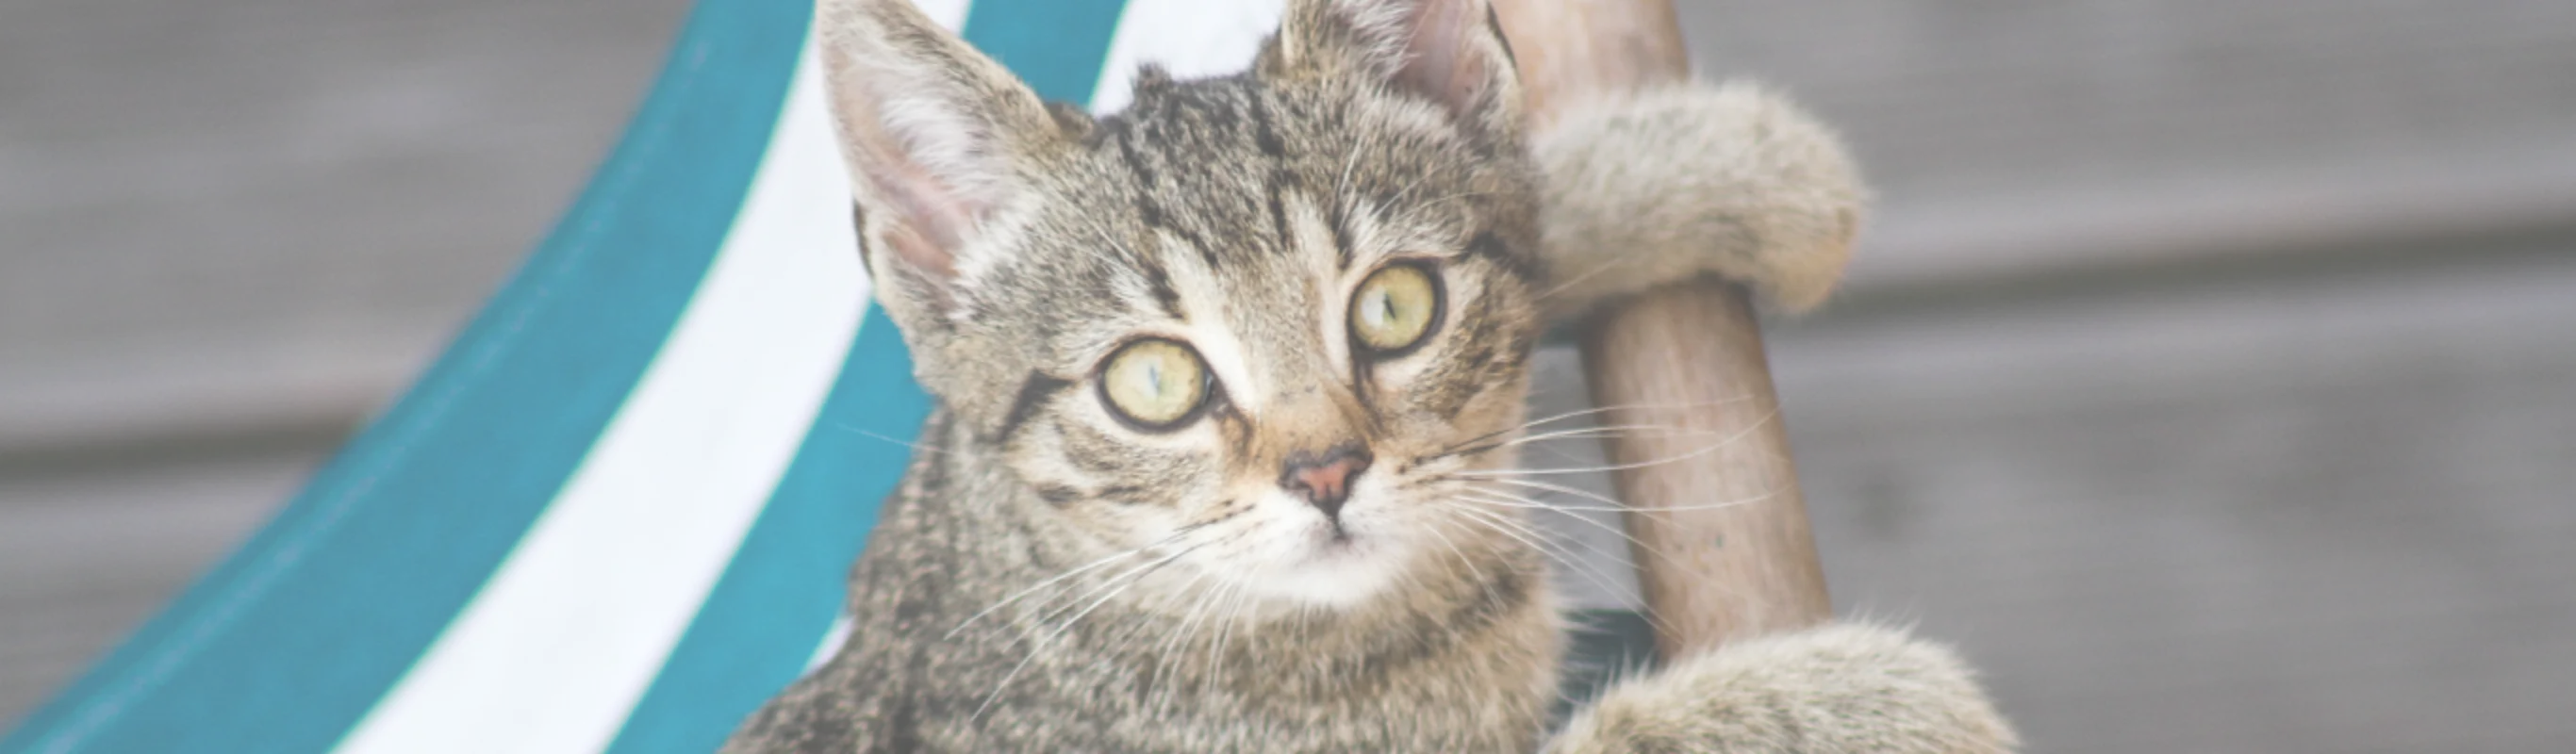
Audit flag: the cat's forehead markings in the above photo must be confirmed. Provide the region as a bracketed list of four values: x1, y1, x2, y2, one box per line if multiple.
[1341, 196, 1398, 270]
[1280, 189, 1360, 377]
[1068, 210, 1182, 321]
[1139, 263, 1185, 320]
[1157, 226, 1263, 413]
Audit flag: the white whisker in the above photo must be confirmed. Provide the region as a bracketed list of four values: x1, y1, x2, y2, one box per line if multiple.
[1498, 423, 1723, 448]
[1453, 488, 1676, 568]
[1438, 501, 1674, 638]
[947, 529, 1190, 638]
[975, 541, 1206, 722]
[1467, 477, 1780, 514]
[1453, 406, 1779, 479]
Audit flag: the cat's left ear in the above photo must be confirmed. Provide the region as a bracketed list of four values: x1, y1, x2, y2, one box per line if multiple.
[1263, 0, 1523, 136]
[819, 0, 1066, 326]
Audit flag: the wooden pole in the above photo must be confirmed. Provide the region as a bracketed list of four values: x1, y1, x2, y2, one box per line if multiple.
[1491, 0, 1835, 660]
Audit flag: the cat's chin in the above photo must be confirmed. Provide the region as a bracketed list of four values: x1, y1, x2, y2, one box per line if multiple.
[1236, 522, 1412, 611]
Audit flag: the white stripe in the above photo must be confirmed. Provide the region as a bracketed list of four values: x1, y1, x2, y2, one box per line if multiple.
[804, 614, 857, 675]
[1087, 0, 1285, 114]
[333, 39, 868, 754]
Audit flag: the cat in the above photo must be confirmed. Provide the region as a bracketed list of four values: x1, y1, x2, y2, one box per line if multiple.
[724, 0, 2017, 751]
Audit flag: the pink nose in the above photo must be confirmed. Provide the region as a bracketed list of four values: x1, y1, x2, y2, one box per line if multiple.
[1280, 445, 1373, 521]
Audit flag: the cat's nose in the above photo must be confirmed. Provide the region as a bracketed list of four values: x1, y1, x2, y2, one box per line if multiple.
[1279, 443, 1373, 521]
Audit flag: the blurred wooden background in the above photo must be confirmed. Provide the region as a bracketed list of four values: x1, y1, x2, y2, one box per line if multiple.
[4, 1, 2572, 750]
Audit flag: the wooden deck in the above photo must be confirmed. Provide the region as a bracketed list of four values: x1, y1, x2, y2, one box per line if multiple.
[5, 1, 2573, 750]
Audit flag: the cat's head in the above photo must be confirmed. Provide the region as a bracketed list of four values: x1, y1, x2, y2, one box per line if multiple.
[824, 0, 1542, 609]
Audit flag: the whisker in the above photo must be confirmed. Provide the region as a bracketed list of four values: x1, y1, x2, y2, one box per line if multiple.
[1466, 476, 1781, 514]
[1468, 476, 1629, 509]
[1440, 500, 1694, 641]
[837, 425, 958, 457]
[1420, 518, 1492, 596]
[1525, 254, 1627, 302]
[1526, 399, 1765, 427]
[1433, 423, 1726, 466]
[1142, 568, 1220, 710]
[1417, 516, 1515, 643]
[1452, 406, 1780, 479]
[1143, 524, 1261, 713]
[1439, 502, 1679, 639]
[947, 527, 1196, 638]
[1203, 570, 1257, 694]
[1028, 530, 1212, 628]
[1497, 423, 1725, 447]
[1419, 400, 1762, 465]
[1453, 488, 1680, 569]
[975, 540, 1207, 722]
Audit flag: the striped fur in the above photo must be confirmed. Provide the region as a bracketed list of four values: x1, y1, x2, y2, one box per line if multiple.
[728, 1, 2012, 751]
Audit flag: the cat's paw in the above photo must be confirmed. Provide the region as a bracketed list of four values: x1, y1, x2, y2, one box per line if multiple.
[1547, 623, 2018, 754]
[1532, 81, 1863, 320]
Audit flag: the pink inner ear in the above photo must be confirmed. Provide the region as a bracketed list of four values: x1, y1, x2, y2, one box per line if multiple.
[1389, 0, 1498, 120]
[838, 81, 987, 284]
[867, 156, 974, 279]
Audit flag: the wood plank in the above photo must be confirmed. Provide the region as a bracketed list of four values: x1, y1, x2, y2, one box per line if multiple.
[1676, 0, 2576, 290]
[1767, 249, 2576, 753]
[0, 0, 689, 349]
[0, 328, 424, 461]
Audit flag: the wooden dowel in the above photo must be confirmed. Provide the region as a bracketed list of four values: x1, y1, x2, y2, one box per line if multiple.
[1578, 286, 1830, 656]
[1492, 0, 1834, 659]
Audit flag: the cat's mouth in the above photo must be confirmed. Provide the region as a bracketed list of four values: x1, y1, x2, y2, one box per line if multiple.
[1226, 494, 1414, 609]
[1313, 526, 1364, 559]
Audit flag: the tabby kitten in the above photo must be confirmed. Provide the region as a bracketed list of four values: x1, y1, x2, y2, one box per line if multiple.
[726, 0, 2015, 751]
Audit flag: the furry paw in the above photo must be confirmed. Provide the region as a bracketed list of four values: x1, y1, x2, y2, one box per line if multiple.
[1533, 81, 1864, 319]
[1547, 623, 2018, 754]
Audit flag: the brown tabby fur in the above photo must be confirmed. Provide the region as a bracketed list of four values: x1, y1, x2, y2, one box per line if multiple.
[723, 1, 2016, 751]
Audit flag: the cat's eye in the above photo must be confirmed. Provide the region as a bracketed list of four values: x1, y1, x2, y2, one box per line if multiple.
[1349, 263, 1443, 355]
[1098, 338, 1212, 430]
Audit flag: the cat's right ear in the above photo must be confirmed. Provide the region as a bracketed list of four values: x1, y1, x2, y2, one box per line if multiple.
[1262, 0, 1522, 138]
[820, 0, 1062, 322]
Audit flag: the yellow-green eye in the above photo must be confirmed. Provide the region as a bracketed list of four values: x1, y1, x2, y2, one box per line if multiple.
[1350, 263, 1443, 354]
[1098, 338, 1210, 429]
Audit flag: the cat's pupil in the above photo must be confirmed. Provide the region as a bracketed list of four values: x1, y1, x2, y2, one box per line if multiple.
[1368, 291, 1394, 326]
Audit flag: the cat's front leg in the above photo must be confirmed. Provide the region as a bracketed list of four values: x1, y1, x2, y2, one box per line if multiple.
[1546, 623, 2018, 754]
[1531, 81, 1863, 320]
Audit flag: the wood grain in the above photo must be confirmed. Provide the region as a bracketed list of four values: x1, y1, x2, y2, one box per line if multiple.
[1491, 0, 1834, 659]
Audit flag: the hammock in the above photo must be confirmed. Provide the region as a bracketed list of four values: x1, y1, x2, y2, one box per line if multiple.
[3, 1, 1300, 751]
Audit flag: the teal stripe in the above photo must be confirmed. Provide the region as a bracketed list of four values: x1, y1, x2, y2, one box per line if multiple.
[0, 1, 809, 752]
[602, 1, 1131, 748]
[961, 0, 1131, 104]
[603, 307, 932, 753]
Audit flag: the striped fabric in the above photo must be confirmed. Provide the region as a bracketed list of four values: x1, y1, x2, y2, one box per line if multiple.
[1, 1, 1283, 751]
